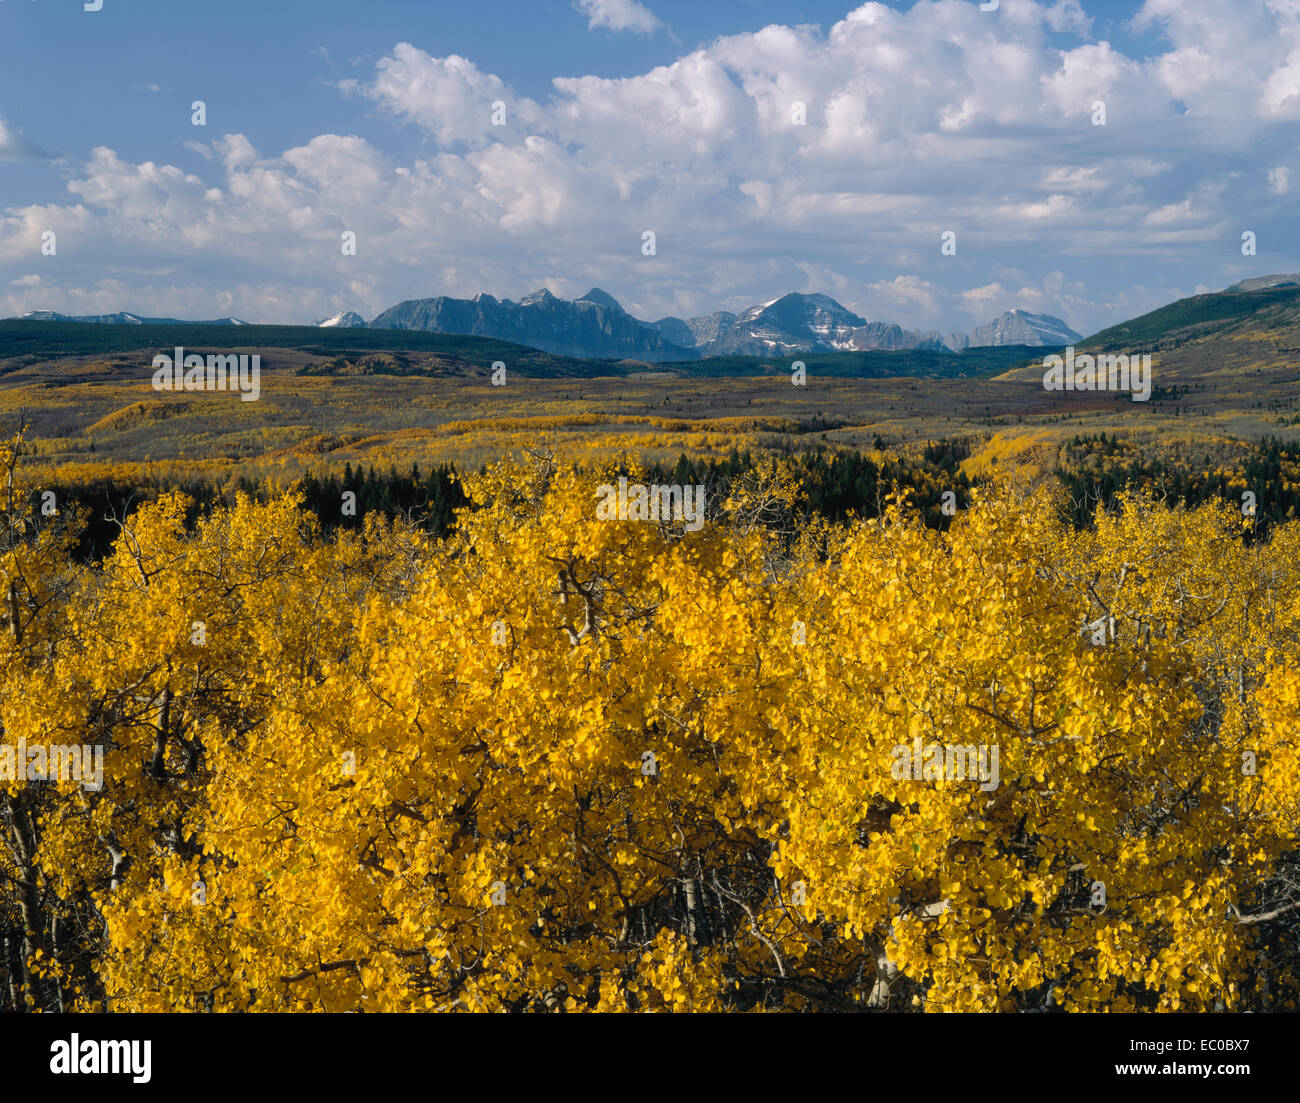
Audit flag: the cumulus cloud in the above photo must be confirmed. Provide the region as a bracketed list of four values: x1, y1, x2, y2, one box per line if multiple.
[1044, 0, 1091, 34]
[574, 0, 663, 35]
[352, 45, 545, 147]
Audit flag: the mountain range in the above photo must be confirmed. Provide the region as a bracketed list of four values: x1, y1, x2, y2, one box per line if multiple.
[365, 289, 1080, 361]
[11, 277, 1300, 387]
[13, 292, 1080, 363]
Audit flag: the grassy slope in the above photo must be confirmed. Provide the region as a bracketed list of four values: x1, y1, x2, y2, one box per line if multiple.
[1082, 286, 1300, 350]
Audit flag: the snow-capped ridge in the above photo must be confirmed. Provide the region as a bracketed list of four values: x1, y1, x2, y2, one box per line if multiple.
[315, 310, 368, 328]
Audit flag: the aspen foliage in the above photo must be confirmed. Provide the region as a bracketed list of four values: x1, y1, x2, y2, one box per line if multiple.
[2, 438, 1298, 1012]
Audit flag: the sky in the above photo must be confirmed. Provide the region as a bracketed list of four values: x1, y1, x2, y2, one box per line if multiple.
[1, 0, 1299, 337]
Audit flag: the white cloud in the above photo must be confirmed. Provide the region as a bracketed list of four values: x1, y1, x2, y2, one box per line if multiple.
[0, 117, 46, 162]
[357, 44, 545, 146]
[1269, 165, 1291, 194]
[574, 0, 663, 35]
[1044, 0, 1091, 35]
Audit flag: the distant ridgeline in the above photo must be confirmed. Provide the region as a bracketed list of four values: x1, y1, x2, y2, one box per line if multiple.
[0, 319, 1051, 380]
[23, 436, 1300, 561]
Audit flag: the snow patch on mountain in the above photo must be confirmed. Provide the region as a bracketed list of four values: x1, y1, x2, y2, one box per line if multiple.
[315, 311, 368, 328]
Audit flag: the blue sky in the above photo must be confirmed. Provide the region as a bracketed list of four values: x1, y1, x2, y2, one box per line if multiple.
[2, 0, 1299, 336]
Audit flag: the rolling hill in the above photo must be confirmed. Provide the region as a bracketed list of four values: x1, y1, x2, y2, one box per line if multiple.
[1083, 281, 1300, 352]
